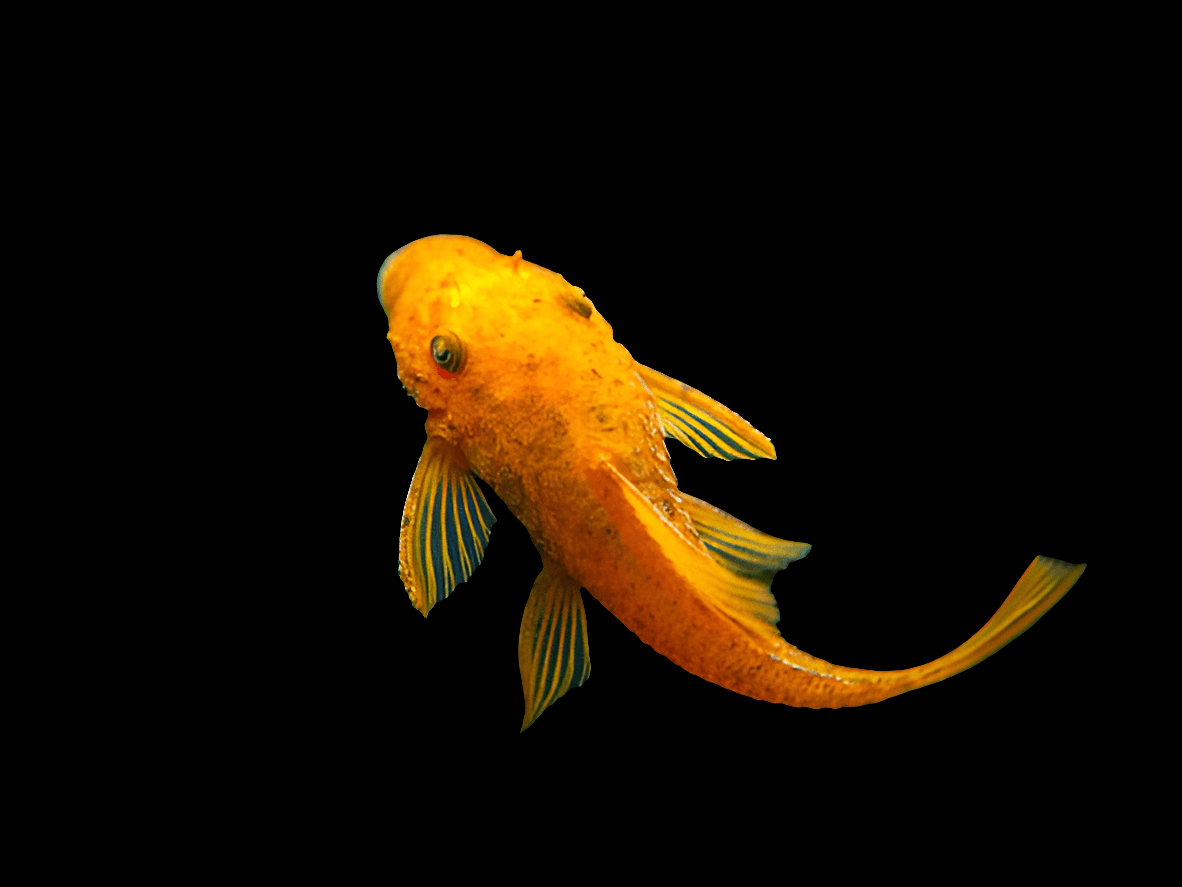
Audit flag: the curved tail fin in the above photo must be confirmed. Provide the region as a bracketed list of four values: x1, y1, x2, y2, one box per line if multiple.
[908, 556, 1085, 690]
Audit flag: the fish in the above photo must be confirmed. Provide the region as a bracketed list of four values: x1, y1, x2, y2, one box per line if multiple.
[376, 234, 1085, 732]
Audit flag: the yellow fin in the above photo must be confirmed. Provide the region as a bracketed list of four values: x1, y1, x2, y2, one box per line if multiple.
[518, 558, 591, 732]
[399, 437, 496, 616]
[635, 363, 776, 460]
[911, 556, 1086, 687]
[604, 461, 784, 643]
[678, 493, 811, 579]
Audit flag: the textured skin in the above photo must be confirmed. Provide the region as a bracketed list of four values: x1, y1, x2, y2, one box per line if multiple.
[381, 235, 694, 554]
[379, 236, 1080, 709]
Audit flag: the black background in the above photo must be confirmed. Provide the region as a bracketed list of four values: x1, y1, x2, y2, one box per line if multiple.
[200, 20, 1142, 846]
[298, 70, 1126, 798]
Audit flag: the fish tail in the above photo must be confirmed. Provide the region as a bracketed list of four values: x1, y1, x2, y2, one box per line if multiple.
[762, 555, 1085, 708]
[902, 555, 1085, 690]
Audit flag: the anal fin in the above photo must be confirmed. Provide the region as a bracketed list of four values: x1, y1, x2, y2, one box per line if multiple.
[518, 558, 591, 732]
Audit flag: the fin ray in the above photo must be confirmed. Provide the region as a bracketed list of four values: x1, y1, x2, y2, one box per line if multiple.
[679, 493, 810, 578]
[519, 560, 591, 731]
[399, 437, 496, 616]
[635, 363, 776, 460]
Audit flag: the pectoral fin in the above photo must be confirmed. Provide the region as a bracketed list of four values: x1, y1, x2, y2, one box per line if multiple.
[399, 436, 496, 616]
[518, 558, 591, 732]
[635, 363, 776, 460]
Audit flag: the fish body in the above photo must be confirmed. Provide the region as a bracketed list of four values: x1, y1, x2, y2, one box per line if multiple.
[378, 235, 1084, 729]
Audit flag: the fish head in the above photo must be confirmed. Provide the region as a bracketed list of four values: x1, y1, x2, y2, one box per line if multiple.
[377, 235, 606, 445]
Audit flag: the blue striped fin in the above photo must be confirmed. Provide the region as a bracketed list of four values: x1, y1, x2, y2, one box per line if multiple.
[634, 363, 776, 461]
[399, 437, 496, 616]
[679, 492, 810, 580]
[518, 561, 590, 732]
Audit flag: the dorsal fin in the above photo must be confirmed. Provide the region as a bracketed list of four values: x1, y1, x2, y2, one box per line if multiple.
[635, 363, 776, 460]
[678, 493, 811, 579]
[603, 461, 785, 643]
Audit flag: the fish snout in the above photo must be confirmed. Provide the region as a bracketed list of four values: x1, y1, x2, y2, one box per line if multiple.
[378, 235, 477, 316]
[376, 245, 410, 316]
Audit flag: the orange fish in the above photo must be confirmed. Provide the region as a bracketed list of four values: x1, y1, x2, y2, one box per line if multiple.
[377, 235, 1085, 732]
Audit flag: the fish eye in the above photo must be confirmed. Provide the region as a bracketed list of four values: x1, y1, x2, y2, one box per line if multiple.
[431, 333, 464, 374]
